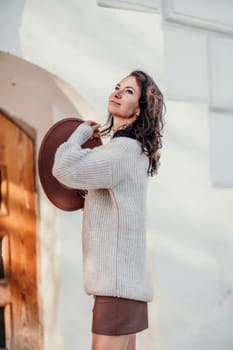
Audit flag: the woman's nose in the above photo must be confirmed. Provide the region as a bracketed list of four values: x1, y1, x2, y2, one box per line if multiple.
[114, 90, 122, 98]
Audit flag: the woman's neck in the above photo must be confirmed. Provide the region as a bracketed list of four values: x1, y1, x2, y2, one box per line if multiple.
[113, 116, 135, 132]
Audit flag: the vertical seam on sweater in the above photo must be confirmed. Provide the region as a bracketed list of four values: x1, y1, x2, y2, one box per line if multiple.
[110, 189, 120, 297]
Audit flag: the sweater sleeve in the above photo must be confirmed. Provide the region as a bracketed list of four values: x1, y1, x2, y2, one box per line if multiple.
[52, 123, 125, 190]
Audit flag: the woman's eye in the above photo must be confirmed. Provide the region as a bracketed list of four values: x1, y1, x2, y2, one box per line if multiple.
[126, 89, 133, 94]
[115, 86, 119, 90]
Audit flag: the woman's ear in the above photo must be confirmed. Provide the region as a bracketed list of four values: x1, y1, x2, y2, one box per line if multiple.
[136, 107, 140, 117]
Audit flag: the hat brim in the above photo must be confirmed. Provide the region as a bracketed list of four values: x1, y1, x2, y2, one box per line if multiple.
[38, 117, 102, 211]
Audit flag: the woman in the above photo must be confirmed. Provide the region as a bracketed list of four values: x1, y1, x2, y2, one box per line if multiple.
[52, 70, 165, 350]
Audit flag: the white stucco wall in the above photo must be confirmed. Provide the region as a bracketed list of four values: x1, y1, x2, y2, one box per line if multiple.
[1, 1, 233, 350]
[153, 100, 233, 350]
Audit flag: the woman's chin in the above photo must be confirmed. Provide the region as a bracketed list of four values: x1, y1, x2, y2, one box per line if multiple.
[108, 107, 119, 116]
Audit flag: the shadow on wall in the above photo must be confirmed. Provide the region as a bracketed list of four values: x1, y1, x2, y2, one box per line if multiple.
[1, 0, 26, 55]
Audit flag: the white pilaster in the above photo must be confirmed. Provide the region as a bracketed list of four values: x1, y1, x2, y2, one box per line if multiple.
[162, 23, 208, 101]
[208, 35, 233, 111]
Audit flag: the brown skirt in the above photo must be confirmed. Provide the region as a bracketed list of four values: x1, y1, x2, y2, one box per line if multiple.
[92, 296, 148, 336]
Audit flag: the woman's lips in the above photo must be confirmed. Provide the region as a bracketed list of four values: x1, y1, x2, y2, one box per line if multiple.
[109, 100, 121, 106]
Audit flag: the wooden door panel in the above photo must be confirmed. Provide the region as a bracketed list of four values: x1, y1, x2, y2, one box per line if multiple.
[0, 112, 40, 349]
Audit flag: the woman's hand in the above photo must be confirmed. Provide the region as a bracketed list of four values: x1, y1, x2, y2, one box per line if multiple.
[83, 120, 101, 139]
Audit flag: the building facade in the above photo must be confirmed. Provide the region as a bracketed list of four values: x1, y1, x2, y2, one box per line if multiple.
[0, 1, 233, 349]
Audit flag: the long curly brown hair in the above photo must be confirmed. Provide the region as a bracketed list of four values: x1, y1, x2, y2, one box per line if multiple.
[100, 70, 166, 176]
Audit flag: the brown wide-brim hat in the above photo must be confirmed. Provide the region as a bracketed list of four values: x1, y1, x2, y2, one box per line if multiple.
[38, 117, 102, 211]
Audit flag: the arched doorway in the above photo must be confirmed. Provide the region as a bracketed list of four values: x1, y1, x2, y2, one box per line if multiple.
[0, 111, 40, 349]
[0, 51, 103, 350]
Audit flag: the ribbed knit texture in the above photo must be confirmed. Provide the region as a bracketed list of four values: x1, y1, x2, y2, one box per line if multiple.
[52, 123, 154, 302]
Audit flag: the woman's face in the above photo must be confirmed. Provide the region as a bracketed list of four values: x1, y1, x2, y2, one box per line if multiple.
[108, 76, 141, 120]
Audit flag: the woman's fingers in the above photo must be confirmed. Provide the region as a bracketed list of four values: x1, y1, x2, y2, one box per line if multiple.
[83, 120, 101, 139]
[93, 124, 101, 131]
[93, 128, 101, 139]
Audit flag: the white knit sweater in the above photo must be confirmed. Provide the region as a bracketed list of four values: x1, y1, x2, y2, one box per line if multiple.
[52, 123, 154, 302]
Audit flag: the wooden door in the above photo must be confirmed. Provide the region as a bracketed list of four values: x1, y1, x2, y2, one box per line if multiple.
[0, 112, 40, 349]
